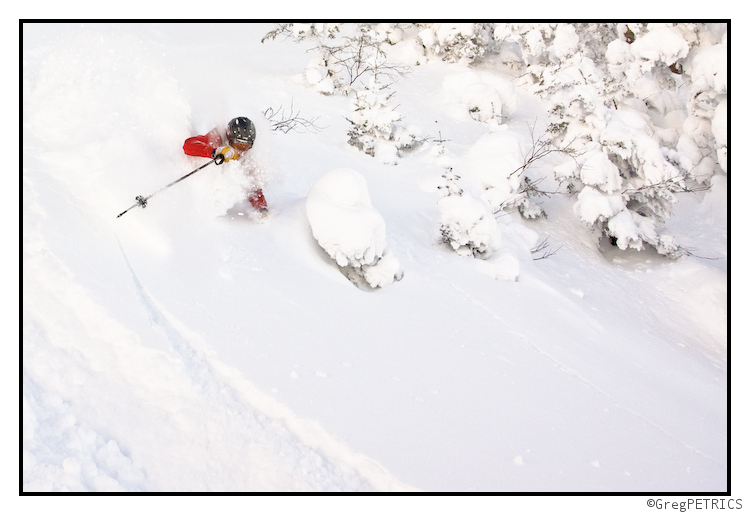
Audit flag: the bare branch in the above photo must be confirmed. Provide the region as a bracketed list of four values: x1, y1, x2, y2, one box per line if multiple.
[309, 34, 410, 94]
[510, 119, 588, 177]
[263, 100, 326, 134]
[531, 237, 563, 260]
[620, 174, 713, 196]
[679, 248, 724, 260]
[261, 24, 294, 43]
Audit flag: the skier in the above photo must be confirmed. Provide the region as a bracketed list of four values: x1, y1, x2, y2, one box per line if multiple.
[183, 116, 268, 213]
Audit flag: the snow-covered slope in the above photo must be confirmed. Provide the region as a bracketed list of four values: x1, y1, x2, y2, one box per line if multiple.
[23, 23, 728, 493]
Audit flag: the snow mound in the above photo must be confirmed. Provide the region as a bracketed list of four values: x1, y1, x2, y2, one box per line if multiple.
[476, 252, 520, 282]
[306, 168, 403, 289]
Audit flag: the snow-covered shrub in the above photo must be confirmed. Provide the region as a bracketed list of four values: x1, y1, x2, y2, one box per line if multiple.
[573, 23, 621, 64]
[496, 23, 554, 68]
[265, 24, 409, 97]
[346, 75, 423, 163]
[267, 24, 422, 163]
[262, 23, 341, 43]
[683, 40, 728, 176]
[460, 130, 546, 219]
[501, 22, 726, 182]
[437, 189, 534, 282]
[431, 130, 502, 260]
[430, 132, 464, 198]
[440, 71, 517, 128]
[550, 23, 580, 60]
[416, 23, 494, 64]
[432, 130, 520, 268]
[712, 97, 727, 173]
[346, 76, 400, 156]
[306, 168, 403, 289]
[437, 167, 463, 198]
[564, 109, 688, 256]
[305, 53, 338, 95]
[604, 23, 727, 181]
[547, 85, 689, 257]
[438, 193, 500, 259]
[605, 26, 689, 117]
[372, 23, 405, 45]
[311, 30, 410, 96]
[491, 23, 614, 76]
[630, 27, 689, 64]
[435, 128, 543, 269]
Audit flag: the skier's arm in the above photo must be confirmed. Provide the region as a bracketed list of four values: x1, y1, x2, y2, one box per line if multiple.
[183, 134, 215, 158]
[183, 129, 224, 159]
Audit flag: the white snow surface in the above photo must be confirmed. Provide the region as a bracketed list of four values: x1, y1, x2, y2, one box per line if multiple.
[22, 23, 729, 497]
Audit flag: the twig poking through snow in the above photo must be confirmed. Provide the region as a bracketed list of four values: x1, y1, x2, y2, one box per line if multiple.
[264, 100, 326, 134]
[531, 237, 563, 260]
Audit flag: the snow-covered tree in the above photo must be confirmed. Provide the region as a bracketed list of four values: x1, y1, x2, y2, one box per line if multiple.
[346, 75, 400, 157]
[287, 26, 410, 97]
[438, 193, 500, 259]
[680, 25, 728, 176]
[458, 129, 549, 220]
[437, 167, 463, 198]
[416, 23, 495, 64]
[264, 24, 422, 162]
[261, 22, 341, 43]
[345, 74, 423, 163]
[557, 110, 686, 256]
[523, 23, 727, 257]
[601, 23, 727, 182]
[440, 70, 517, 129]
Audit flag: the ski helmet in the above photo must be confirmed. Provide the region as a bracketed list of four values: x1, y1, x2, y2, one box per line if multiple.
[226, 117, 256, 149]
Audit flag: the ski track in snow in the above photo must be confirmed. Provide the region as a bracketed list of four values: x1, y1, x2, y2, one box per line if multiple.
[23, 181, 414, 493]
[110, 235, 416, 492]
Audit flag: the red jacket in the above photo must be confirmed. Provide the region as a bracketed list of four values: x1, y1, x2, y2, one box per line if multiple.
[183, 129, 224, 158]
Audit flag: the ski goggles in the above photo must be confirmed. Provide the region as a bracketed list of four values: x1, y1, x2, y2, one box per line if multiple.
[230, 140, 252, 151]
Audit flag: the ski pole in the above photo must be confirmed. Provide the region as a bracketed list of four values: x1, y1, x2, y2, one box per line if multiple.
[116, 156, 223, 218]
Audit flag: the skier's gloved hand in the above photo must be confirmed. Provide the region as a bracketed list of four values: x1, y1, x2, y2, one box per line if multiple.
[212, 145, 238, 165]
